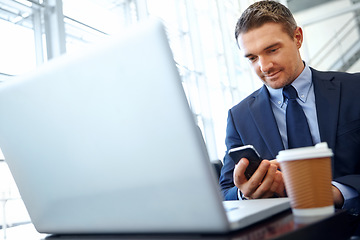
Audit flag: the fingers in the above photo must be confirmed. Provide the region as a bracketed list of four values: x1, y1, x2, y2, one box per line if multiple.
[240, 160, 271, 198]
[269, 159, 281, 170]
[240, 160, 285, 199]
[275, 172, 286, 197]
[270, 171, 285, 197]
[249, 161, 277, 198]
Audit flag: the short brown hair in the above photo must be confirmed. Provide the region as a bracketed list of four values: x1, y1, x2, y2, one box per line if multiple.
[235, 1, 297, 41]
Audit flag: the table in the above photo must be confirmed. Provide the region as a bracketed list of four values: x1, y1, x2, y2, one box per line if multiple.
[1, 209, 359, 240]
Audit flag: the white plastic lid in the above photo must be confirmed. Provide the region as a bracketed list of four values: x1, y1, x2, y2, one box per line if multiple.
[277, 142, 333, 162]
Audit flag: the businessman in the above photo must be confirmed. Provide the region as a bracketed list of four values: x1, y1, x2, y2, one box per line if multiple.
[219, 0, 360, 214]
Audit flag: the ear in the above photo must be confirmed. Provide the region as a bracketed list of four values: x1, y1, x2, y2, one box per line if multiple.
[294, 27, 303, 48]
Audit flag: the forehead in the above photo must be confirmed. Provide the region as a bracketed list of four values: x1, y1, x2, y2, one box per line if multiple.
[237, 23, 291, 55]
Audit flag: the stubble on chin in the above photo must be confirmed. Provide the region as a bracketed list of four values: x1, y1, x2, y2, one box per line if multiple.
[261, 76, 286, 90]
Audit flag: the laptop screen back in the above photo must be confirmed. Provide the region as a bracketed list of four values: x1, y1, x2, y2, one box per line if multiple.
[0, 19, 228, 234]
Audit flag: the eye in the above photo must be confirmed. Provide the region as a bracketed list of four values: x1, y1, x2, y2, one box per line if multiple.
[248, 56, 258, 63]
[268, 47, 279, 54]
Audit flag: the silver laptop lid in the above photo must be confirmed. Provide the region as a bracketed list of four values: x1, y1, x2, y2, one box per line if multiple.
[0, 19, 229, 234]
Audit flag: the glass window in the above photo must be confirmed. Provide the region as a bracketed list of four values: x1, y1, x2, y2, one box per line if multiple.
[0, 0, 259, 160]
[0, 19, 36, 76]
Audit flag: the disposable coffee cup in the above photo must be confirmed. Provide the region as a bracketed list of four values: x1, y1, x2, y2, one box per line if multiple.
[276, 142, 334, 217]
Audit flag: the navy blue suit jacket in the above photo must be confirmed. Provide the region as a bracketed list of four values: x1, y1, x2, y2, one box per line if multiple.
[219, 68, 360, 200]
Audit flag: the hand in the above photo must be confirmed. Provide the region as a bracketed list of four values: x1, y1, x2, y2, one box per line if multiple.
[332, 185, 344, 208]
[233, 158, 285, 199]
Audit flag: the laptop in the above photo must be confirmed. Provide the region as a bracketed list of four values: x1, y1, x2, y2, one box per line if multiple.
[0, 18, 290, 234]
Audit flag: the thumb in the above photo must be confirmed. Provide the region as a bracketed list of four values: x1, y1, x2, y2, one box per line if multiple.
[233, 158, 249, 186]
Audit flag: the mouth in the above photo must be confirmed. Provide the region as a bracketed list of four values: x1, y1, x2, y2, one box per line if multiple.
[264, 70, 281, 81]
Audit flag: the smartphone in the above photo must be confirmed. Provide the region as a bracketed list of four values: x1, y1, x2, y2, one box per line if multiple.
[228, 145, 263, 180]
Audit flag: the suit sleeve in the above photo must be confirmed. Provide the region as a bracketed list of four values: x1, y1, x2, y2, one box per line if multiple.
[321, 71, 360, 213]
[330, 74, 360, 202]
[219, 109, 243, 200]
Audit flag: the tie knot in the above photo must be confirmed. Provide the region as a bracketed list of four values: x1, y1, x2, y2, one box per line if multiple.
[283, 85, 298, 100]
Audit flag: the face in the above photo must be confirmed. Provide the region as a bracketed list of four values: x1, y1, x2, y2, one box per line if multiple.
[237, 22, 304, 89]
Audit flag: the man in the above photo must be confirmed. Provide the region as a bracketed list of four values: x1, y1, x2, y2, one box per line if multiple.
[219, 0, 360, 214]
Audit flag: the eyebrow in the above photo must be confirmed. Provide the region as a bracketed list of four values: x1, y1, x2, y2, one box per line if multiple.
[244, 42, 281, 58]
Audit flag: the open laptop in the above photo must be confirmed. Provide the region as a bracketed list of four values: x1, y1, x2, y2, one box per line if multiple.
[0, 18, 290, 234]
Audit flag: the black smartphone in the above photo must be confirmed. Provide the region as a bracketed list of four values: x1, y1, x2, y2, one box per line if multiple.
[228, 145, 263, 180]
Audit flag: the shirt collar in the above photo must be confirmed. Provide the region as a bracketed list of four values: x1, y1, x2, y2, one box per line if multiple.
[266, 62, 312, 107]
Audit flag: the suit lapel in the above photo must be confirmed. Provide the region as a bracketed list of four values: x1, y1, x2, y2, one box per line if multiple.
[246, 69, 340, 157]
[247, 86, 284, 157]
[311, 68, 341, 151]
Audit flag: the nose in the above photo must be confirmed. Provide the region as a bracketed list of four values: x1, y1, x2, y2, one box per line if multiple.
[258, 56, 273, 74]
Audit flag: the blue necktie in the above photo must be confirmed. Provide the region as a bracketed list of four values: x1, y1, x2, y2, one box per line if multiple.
[283, 85, 313, 149]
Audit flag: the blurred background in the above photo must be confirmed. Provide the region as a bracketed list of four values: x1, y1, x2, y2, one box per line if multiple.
[1, 0, 360, 231]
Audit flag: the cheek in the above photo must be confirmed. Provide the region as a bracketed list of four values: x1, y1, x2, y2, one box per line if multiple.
[249, 62, 260, 74]
[254, 65, 263, 77]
